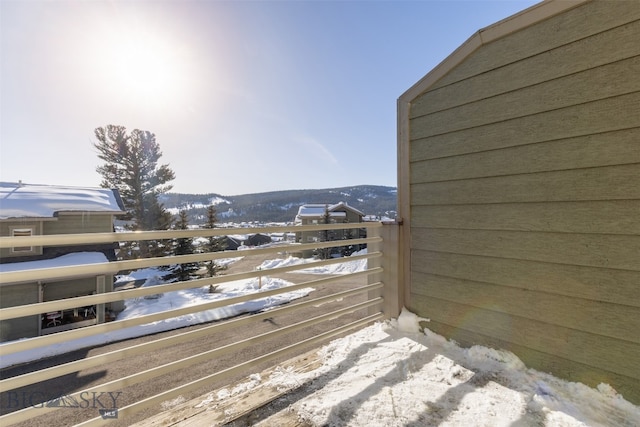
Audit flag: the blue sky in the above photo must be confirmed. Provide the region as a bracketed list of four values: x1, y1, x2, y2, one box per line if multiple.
[1, 0, 537, 195]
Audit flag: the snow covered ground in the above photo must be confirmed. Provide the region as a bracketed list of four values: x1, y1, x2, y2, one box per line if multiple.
[221, 309, 640, 427]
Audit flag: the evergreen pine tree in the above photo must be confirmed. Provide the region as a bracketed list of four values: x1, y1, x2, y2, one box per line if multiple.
[202, 205, 227, 277]
[317, 205, 334, 259]
[170, 210, 198, 281]
[144, 195, 174, 258]
[340, 219, 355, 257]
[94, 125, 175, 258]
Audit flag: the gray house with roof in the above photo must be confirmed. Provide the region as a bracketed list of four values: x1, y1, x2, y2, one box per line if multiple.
[294, 202, 365, 258]
[0, 182, 125, 341]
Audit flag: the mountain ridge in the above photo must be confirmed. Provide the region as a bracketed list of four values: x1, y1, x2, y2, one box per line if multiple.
[160, 185, 397, 224]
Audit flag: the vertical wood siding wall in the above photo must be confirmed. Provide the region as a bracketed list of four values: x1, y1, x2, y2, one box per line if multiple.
[0, 283, 40, 341]
[406, 0, 640, 403]
[47, 214, 115, 234]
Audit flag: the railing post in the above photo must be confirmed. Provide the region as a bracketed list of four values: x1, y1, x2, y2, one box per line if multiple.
[378, 221, 403, 319]
[367, 225, 382, 317]
[96, 275, 106, 324]
[367, 221, 403, 319]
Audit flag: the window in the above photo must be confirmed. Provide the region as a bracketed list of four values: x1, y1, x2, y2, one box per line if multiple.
[10, 227, 37, 254]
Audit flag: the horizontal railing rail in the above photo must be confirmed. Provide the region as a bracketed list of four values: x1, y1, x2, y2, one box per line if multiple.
[0, 262, 383, 356]
[0, 223, 376, 248]
[0, 222, 392, 426]
[0, 237, 376, 285]
[0, 249, 381, 321]
[1, 277, 382, 391]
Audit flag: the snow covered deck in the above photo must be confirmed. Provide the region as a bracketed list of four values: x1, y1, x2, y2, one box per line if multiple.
[130, 311, 640, 427]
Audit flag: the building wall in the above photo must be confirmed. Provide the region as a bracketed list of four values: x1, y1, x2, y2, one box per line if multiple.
[297, 208, 364, 257]
[0, 283, 40, 342]
[0, 214, 115, 260]
[404, 0, 640, 403]
[0, 275, 114, 342]
[342, 210, 362, 225]
[45, 213, 114, 234]
[0, 213, 118, 341]
[0, 221, 44, 259]
[42, 276, 113, 302]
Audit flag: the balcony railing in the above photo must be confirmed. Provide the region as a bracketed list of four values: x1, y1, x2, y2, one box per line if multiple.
[0, 221, 400, 426]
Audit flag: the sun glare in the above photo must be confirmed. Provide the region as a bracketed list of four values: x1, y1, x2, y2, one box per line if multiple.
[115, 35, 174, 95]
[94, 27, 190, 109]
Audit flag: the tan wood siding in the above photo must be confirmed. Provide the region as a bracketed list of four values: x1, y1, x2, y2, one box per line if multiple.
[413, 56, 640, 137]
[403, 0, 640, 403]
[412, 201, 640, 235]
[411, 164, 640, 204]
[411, 92, 640, 158]
[45, 214, 114, 235]
[42, 277, 102, 302]
[430, 1, 640, 91]
[411, 128, 640, 179]
[411, 18, 640, 117]
[411, 250, 640, 308]
[0, 283, 40, 341]
[0, 282, 39, 308]
[412, 228, 640, 271]
[412, 271, 640, 345]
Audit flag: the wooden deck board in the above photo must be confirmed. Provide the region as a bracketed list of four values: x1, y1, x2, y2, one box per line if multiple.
[252, 410, 312, 427]
[130, 349, 322, 427]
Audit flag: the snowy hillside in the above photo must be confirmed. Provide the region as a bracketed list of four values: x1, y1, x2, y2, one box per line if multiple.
[159, 185, 397, 223]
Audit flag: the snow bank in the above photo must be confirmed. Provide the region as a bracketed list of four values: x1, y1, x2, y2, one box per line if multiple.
[395, 306, 429, 333]
[256, 248, 369, 275]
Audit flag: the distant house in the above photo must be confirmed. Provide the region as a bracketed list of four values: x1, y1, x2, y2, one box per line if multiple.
[246, 233, 272, 247]
[294, 202, 365, 257]
[222, 235, 243, 251]
[0, 182, 125, 342]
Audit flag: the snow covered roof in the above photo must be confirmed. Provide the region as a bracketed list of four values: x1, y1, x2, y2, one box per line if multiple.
[0, 182, 125, 220]
[296, 202, 364, 219]
[330, 201, 365, 216]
